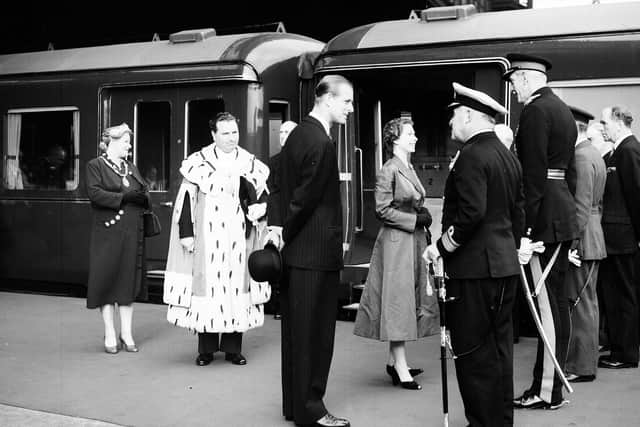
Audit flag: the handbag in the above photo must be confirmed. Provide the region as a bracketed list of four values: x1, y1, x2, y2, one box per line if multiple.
[143, 210, 162, 238]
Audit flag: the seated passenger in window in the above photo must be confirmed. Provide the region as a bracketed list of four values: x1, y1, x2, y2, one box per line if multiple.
[35, 145, 68, 189]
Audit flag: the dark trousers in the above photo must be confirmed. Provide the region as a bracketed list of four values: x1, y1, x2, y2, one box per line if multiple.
[447, 276, 517, 427]
[600, 254, 639, 363]
[281, 267, 339, 425]
[198, 332, 242, 355]
[525, 242, 570, 403]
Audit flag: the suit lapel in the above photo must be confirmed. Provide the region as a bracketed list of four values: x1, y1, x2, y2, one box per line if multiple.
[392, 156, 425, 197]
[305, 116, 332, 142]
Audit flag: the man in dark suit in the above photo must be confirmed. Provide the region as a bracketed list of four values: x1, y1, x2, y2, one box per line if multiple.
[598, 105, 640, 369]
[425, 82, 525, 427]
[505, 53, 578, 410]
[564, 106, 607, 383]
[267, 75, 353, 427]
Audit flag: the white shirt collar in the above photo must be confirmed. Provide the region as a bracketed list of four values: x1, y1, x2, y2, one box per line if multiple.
[309, 112, 331, 137]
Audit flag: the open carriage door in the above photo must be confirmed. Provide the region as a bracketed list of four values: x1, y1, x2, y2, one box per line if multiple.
[101, 87, 183, 268]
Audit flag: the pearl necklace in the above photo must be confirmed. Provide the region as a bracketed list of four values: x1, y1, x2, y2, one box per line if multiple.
[101, 155, 131, 187]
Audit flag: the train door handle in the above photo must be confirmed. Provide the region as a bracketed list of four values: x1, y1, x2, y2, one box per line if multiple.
[354, 146, 363, 232]
[160, 201, 173, 208]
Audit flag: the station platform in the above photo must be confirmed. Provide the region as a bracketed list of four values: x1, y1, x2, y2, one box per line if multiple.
[1, 291, 638, 427]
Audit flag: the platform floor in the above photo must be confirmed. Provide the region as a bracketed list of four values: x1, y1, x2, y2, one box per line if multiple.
[1, 291, 638, 427]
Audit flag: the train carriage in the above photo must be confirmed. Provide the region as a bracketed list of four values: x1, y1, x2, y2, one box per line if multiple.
[0, 29, 323, 290]
[313, 2, 640, 310]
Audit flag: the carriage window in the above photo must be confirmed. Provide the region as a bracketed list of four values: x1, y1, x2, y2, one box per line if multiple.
[352, 62, 504, 198]
[268, 101, 289, 157]
[186, 98, 225, 156]
[3, 107, 79, 191]
[135, 102, 170, 192]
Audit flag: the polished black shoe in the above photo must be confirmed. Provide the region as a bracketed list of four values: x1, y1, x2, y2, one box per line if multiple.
[386, 365, 422, 390]
[313, 413, 350, 427]
[386, 365, 423, 382]
[400, 380, 422, 390]
[274, 313, 282, 320]
[195, 353, 214, 366]
[567, 373, 596, 383]
[225, 352, 247, 365]
[598, 359, 638, 369]
[598, 344, 611, 353]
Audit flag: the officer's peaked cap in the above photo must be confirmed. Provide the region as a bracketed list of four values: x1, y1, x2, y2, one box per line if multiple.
[569, 105, 594, 125]
[502, 53, 552, 80]
[448, 82, 508, 118]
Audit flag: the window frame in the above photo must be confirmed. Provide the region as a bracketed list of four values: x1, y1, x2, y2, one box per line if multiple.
[4, 106, 80, 192]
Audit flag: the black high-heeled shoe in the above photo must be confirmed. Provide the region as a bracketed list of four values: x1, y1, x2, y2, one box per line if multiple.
[386, 365, 422, 390]
[386, 365, 423, 381]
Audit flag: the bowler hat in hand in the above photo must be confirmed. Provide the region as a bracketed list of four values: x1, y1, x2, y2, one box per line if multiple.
[248, 242, 282, 283]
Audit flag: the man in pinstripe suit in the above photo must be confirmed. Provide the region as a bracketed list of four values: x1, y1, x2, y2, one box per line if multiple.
[267, 75, 354, 427]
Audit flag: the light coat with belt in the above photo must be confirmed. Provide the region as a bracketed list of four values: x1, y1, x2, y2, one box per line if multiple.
[354, 156, 439, 341]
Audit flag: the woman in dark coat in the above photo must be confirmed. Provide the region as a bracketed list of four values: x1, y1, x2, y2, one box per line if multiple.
[86, 123, 149, 354]
[354, 117, 439, 390]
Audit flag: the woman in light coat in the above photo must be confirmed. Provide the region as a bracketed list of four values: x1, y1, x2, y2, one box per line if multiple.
[354, 117, 439, 390]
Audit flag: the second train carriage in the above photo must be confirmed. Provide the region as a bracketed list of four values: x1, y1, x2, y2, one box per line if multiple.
[0, 28, 324, 291]
[314, 2, 640, 312]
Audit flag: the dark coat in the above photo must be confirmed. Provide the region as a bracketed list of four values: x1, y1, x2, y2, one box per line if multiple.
[85, 157, 149, 308]
[437, 131, 524, 279]
[514, 86, 578, 243]
[269, 115, 343, 271]
[602, 135, 640, 254]
[354, 156, 439, 341]
[573, 140, 607, 260]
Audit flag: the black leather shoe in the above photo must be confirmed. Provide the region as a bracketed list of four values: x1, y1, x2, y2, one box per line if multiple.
[598, 359, 638, 369]
[386, 365, 421, 390]
[567, 373, 596, 383]
[225, 352, 247, 365]
[195, 353, 214, 366]
[386, 365, 423, 378]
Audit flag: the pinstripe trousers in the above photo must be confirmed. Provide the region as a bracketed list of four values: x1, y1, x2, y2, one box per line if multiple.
[280, 267, 339, 425]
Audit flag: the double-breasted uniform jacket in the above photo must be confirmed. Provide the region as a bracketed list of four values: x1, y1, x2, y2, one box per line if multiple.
[514, 86, 578, 243]
[573, 140, 607, 260]
[602, 135, 640, 255]
[271, 115, 343, 271]
[86, 157, 150, 308]
[354, 156, 439, 341]
[437, 131, 525, 279]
